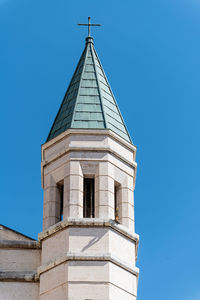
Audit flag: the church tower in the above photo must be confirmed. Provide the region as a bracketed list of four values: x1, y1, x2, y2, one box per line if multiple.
[38, 27, 139, 300]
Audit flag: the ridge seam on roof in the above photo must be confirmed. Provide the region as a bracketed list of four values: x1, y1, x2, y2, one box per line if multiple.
[46, 46, 87, 142]
[93, 47, 132, 143]
[90, 43, 107, 128]
[71, 45, 89, 128]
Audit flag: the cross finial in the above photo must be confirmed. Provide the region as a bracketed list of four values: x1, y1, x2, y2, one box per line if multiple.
[78, 17, 101, 37]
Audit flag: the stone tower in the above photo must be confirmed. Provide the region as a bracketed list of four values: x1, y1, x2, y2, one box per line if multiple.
[0, 32, 139, 300]
[38, 35, 139, 300]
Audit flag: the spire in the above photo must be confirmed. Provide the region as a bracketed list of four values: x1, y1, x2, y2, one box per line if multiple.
[46, 36, 132, 143]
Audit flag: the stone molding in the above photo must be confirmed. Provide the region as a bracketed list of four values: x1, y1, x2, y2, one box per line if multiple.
[42, 129, 136, 154]
[41, 129, 137, 188]
[38, 218, 139, 243]
[41, 146, 137, 169]
[38, 218, 139, 260]
[41, 147, 137, 189]
[66, 280, 137, 298]
[43, 157, 135, 186]
[0, 271, 39, 282]
[37, 252, 139, 278]
[0, 240, 40, 249]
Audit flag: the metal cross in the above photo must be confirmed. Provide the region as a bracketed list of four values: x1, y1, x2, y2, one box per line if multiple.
[78, 17, 101, 37]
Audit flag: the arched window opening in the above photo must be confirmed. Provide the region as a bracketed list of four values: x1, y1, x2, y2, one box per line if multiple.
[57, 182, 64, 221]
[83, 178, 95, 218]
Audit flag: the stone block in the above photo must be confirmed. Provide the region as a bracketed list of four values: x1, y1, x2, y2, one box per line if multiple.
[107, 136, 135, 163]
[0, 282, 39, 300]
[80, 161, 98, 176]
[109, 229, 136, 267]
[68, 227, 109, 253]
[119, 202, 134, 221]
[63, 161, 70, 177]
[40, 263, 67, 294]
[63, 203, 69, 218]
[68, 204, 83, 218]
[70, 190, 83, 206]
[41, 230, 69, 265]
[43, 201, 61, 218]
[43, 187, 59, 205]
[122, 175, 134, 191]
[68, 260, 109, 282]
[96, 205, 115, 219]
[109, 282, 137, 300]
[44, 135, 70, 161]
[63, 186, 83, 218]
[67, 282, 108, 300]
[40, 284, 67, 300]
[70, 161, 82, 176]
[43, 174, 57, 189]
[44, 154, 69, 178]
[121, 188, 134, 205]
[109, 261, 137, 295]
[70, 150, 107, 161]
[97, 175, 114, 192]
[70, 133, 106, 148]
[106, 155, 133, 177]
[113, 166, 126, 185]
[97, 190, 114, 207]
[98, 161, 114, 177]
[43, 216, 60, 230]
[0, 249, 40, 272]
[66, 174, 83, 191]
[119, 217, 135, 234]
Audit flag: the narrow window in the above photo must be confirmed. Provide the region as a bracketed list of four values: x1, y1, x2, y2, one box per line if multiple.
[83, 178, 95, 218]
[57, 183, 64, 221]
[114, 185, 119, 222]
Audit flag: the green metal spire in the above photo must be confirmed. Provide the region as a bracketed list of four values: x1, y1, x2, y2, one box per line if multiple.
[46, 37, 132, 143]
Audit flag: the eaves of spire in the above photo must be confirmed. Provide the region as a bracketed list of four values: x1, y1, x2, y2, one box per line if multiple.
[46, 37, 132, 144]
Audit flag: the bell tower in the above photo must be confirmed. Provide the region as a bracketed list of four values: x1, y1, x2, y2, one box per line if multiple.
[38, 31, 139, 300]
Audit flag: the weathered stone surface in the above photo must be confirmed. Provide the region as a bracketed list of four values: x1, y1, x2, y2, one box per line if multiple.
[38, 218, 139, 245]
[0, 282, 39, 300]
[40, 263, 67, 295]
[0, 240, 39, 249]
[0, 271, 38, 282]
[0, 248, 40, 272]
[38, 252, 139, 278]
[40, 284, 67, 300]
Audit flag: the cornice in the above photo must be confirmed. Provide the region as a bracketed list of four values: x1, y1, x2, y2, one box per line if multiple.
[42, 129, 136, 154]
[38, 218, 139, 258]
[0, 240, 40, 249]
[37, 252, 139, 278]
[0, 271, 39, 282]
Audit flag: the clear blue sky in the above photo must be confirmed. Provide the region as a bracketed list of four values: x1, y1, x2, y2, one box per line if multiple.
[0, 0, 200, 299]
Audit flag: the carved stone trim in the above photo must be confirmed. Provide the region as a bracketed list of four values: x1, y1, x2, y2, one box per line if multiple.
[38, 218, 139, 243]
[38, 252, 139, 278]
[0, 271, 39, 282]
[0, 240, 40, 249]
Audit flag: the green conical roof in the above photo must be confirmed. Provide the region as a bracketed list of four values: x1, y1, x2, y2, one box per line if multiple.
[47, 37, 132, 143]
